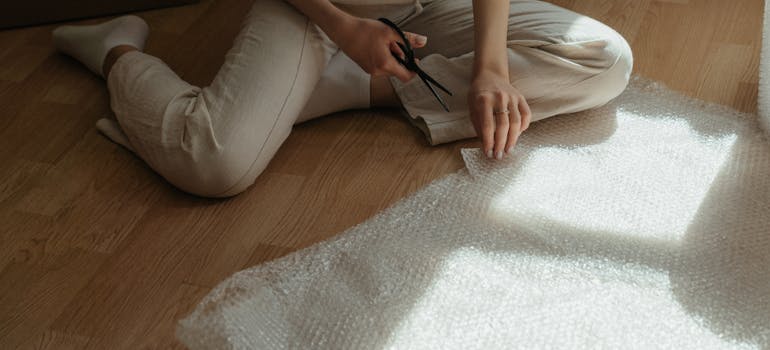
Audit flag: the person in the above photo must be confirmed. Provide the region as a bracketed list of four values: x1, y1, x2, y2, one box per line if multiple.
[52, 0, 632, 198]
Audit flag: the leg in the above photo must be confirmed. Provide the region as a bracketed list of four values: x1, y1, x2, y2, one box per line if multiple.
[55, 0, 422, 198]
[103, 0, 338, 197]
[55, 1, 335, 197]
[391, 0, 633, 145]
[103, 45, 137, 79]
[293, 47, 404, 124]
[53, 15, 149, 78]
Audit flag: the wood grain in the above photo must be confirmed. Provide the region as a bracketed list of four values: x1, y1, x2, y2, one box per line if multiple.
[0, 0, 764, 348]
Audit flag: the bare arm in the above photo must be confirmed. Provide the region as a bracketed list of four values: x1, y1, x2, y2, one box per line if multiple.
[283, 0, 352, 42]
[472, 0, 510, 79]
[469, 0, 531, 160]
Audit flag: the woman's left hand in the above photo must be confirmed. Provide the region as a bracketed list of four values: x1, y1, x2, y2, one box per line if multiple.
[468, 70, 531, 160]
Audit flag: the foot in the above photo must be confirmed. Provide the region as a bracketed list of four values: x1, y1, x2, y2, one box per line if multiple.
[52, 15, 149, 78]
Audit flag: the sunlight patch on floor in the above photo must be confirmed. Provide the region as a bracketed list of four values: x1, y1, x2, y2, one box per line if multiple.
[488, 109, 737, 243]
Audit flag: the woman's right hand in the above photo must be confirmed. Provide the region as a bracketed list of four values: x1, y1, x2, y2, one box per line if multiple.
[330, 16, 427, 83]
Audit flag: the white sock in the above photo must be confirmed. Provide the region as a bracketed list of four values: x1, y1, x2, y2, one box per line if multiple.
[296, 51, 371, 123]
[52, 15, 149, 78]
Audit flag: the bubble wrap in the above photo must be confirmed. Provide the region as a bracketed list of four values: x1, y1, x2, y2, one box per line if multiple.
[177, 78, 770, 349]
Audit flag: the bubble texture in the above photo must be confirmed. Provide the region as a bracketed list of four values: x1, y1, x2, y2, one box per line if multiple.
[177, 78, 770, 350]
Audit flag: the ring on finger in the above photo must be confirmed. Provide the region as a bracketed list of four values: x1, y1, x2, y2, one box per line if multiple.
[493, 109, 510, 115]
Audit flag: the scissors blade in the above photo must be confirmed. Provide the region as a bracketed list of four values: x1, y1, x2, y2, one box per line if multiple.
[417, 68, 453, 96]
[419, 74, 450, 112]
[396, 42, 416, 65]
[378, 17, 451, 112]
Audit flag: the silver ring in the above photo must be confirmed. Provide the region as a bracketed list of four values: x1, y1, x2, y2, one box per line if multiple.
[493, 109, 510, 115]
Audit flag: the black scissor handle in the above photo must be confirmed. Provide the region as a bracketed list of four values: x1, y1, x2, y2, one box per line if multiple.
[378, 18, 412, 53]
[377, 17, 453, 112]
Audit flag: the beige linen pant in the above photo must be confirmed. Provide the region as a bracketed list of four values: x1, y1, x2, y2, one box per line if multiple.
[105, 0, 632, 197]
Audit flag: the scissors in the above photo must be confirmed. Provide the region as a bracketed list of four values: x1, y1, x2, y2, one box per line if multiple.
[378, 17, 453, 112]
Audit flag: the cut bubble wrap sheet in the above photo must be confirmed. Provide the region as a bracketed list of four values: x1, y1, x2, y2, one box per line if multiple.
[177, 78, 770, 349]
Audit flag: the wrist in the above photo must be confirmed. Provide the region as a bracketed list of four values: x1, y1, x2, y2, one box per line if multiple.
[315, 7, 356, 42]
[472, 62, 509, 82]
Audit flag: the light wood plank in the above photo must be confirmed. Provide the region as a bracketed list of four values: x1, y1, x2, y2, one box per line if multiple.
[18, 330, 91, 350]
[0, 249, 106, 350]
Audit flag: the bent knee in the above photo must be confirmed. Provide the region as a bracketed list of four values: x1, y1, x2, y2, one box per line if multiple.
[581, 31, 634, 108]
[541, 22, 634, 106]
[165, 148, 269, 198]
[601, 34, 633, 103]
[603, 32, 633, 86]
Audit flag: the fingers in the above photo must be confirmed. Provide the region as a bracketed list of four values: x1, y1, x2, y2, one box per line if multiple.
[389, 41, 406, 60]
[474, 93, 529, 159]
[404, 31, 428, 48]
[381, 42, 415, 82]
[474, 94, 495, 158]
[468, 73, 531, 160]
[519, 97, 532, 132]
[493, 96, 509, 160]
[505, 98, 521, 154]
[363, 26, 418, 83]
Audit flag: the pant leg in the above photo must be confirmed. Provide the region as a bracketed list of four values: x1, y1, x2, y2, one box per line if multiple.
[107, 0, 420, 198]
[390, 0, 634, 145]
[333, 0, 423, 22]
[108, 0, 336, 197]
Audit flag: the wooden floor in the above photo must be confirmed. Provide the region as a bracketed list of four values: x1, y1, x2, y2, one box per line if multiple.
[0, 0, 763, 348]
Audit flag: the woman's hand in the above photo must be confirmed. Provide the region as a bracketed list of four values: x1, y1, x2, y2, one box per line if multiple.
[469, 0, 526, 159]
[283, 0, 427, 82]
[468, 70, 531, 159]
[332, 17, 427, 82]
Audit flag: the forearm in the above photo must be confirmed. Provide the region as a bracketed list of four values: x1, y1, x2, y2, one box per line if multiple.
[283, 0, 354, 41]
[471, 0, 510, 78]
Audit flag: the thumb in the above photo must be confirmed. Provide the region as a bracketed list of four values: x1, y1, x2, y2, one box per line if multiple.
[404, 31, 428, 48]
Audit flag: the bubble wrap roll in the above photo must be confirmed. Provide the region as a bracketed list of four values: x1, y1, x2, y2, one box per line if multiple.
[177, 78, 770, 349]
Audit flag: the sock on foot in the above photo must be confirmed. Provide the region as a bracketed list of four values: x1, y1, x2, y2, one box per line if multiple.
[52, 15, 149, 78]
[296, 51, 371, 123]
